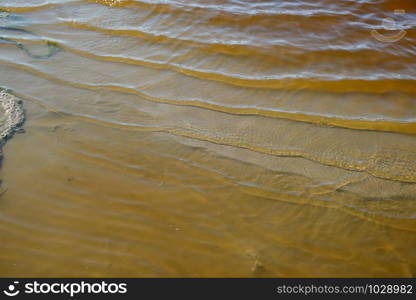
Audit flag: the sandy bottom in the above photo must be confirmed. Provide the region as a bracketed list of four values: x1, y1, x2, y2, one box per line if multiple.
[0, 100, 415, 277]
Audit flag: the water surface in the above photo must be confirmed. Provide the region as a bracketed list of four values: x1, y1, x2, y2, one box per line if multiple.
[0, 0, 415, 277]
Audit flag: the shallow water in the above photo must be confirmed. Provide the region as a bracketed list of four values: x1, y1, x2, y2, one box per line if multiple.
[0, 0, 415, 277]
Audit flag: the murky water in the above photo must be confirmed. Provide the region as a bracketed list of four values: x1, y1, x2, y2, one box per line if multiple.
[0, 0, 415, 277]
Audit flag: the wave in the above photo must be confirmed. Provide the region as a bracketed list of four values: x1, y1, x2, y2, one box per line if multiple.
[2, 63, 416, 186]
[0, 49, 415, 134]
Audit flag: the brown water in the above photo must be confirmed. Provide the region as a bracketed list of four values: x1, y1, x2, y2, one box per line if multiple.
[0, 0, 416, 277]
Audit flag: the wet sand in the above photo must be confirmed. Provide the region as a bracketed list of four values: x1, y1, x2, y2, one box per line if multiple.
[0, 0, 415, 277]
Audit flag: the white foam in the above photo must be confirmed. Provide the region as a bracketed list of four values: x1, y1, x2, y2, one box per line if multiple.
[0, 89, 25, 142]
